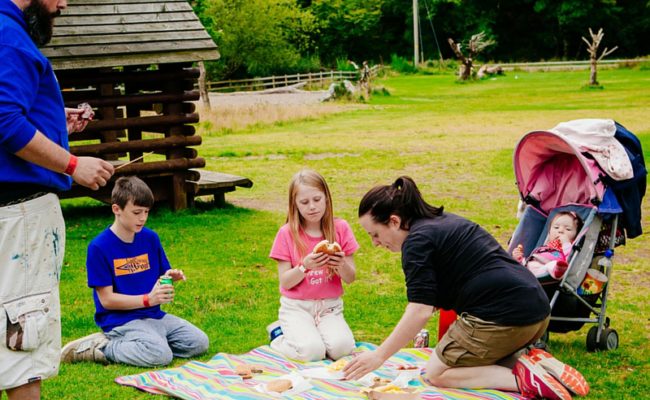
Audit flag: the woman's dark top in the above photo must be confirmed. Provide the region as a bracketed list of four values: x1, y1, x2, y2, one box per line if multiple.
[402, 213, 550, 326]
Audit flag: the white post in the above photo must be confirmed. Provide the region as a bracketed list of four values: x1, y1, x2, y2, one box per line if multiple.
[413, 0, 419, 66]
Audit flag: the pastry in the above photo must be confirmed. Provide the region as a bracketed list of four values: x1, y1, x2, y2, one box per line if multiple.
[266, 378, 293, 393]
[313, 240, 342, 255]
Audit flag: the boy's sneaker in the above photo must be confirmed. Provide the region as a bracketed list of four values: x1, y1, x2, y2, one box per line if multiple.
[61, 332, 109, 364]
[266, 321, 283, 343]
[528, 348, 589, 396]
[513, 354, 572, 400]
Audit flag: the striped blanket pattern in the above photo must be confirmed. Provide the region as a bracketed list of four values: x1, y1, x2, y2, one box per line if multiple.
[116, 343, 524, 399]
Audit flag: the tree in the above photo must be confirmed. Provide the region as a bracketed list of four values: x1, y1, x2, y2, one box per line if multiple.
[448, 32, 495, 80]
[582, 28, 617, 86]
[193, 0, 317, 80]
[309, 0, 383, 63]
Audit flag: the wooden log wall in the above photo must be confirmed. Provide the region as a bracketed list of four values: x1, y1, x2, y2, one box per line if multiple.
[57, 62, 205, 210]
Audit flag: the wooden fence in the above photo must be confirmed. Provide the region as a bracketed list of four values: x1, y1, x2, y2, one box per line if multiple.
[495, 58, 647, 72]
[205, 65, 382, 92]
[202, 58, 646, 93]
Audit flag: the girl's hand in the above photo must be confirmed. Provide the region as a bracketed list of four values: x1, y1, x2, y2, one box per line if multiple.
[303, 252, 329, 270]
[165, 269, 186, 282]
[149, 280, 174, 305]
[326, 251, 345, 274]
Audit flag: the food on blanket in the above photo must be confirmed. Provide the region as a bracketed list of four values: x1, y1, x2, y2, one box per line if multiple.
[373, 384, 405, 393]
[362, 384, 420, 400]
[267, 378, 293, 393]
[371, 377, 393, 388]
[235, 364, 264, 379]
[250, 364, 264, 373]
[313, 240, 342, 255]
[77, 102, 94, 120]
[327, 358, 348, 372]
[396, 364, 419, 370]
[235, 365, 253, 379]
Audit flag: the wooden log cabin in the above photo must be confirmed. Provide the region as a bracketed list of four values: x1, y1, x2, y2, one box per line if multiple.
[41, 0, 252, 210]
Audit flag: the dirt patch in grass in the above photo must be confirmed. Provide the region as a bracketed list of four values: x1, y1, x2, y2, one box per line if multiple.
[195, 92, 365, 135]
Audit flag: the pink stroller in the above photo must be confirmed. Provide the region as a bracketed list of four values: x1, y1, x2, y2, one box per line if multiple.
[508, 121, 645, 351]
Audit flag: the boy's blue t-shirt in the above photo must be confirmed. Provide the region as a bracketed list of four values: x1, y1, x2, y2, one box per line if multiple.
[87, 227, 171, 332]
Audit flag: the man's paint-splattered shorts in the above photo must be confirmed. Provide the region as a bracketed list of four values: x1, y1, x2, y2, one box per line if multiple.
[0, 193, 64, 390]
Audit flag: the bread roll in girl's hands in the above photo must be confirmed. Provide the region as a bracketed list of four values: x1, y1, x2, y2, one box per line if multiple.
[266, 378, 293, 393]
[313, 240, 342, 255]
[313, 240, 342, 277]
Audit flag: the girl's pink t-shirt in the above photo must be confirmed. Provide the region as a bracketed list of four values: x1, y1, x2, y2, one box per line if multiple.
[269, 218, 359, 300]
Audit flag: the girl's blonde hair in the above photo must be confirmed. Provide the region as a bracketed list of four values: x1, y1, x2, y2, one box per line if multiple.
[287, 169, 336, 258]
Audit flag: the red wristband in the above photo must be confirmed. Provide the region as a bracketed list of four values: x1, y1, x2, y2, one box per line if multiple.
[64, 154, 78, 176]
[143, 294, 150, 307]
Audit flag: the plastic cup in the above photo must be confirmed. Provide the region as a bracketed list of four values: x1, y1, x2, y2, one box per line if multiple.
[577, 268, 608, 295]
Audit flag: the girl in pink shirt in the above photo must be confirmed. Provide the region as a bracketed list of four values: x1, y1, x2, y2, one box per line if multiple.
[268, 169, 359, 361]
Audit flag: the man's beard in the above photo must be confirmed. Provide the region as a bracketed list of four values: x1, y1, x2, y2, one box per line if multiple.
[23, 0, 60, 47]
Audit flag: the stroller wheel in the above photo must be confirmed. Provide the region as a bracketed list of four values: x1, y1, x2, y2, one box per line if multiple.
[586, 326, 619, 351]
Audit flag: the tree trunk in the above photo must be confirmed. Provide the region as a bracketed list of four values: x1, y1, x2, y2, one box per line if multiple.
[460, 59, 472, 80]
[589, 57, 598, 86]
[198, 61, 211, 110]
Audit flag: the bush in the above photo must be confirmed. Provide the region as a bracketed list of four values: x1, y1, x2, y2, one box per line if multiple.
[371, 86, 391, 96]
[390, 54, 418, 74]
[294, 55, 322, 74]
[336, 58, 358, 72]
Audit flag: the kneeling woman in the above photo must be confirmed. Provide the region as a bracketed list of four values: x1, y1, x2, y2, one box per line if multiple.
[344, 176, 584, 400]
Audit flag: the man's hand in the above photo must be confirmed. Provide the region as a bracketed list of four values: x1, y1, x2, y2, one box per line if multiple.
[65, 107, 91, 133]
[72, 157, 114, 190]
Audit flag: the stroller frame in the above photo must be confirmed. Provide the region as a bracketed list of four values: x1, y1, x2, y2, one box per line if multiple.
[511, 128, 628, 351]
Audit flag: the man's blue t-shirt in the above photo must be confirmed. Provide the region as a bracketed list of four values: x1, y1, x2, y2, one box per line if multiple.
[0, 0, 71, 191]
[87, 227, 171, 332]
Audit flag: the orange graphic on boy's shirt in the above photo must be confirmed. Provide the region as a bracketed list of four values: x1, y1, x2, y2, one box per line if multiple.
[114, 254, 150, 276]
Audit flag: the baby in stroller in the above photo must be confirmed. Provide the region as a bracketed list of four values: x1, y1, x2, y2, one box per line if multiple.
[513, 211, 583, 281]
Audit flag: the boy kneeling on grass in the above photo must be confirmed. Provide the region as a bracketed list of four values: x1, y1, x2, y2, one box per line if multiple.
[61, 176, 208, 367]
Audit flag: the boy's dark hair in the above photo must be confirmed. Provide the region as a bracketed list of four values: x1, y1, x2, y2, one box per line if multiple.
[111, 176, 154, 209]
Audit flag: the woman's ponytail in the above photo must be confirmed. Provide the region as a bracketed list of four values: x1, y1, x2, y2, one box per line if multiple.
[359, 176, 443, 229]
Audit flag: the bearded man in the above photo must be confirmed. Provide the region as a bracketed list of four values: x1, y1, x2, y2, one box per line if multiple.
[0, 0, 115, 398]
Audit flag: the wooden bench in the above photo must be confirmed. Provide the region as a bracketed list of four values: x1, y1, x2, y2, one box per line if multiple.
[187, 169, 253, 206]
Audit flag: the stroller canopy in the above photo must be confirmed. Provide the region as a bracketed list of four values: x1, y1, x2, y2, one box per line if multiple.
[514, 131, 606, 212]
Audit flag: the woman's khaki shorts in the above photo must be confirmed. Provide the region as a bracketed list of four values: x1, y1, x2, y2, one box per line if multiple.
[435, 313, 550, 367]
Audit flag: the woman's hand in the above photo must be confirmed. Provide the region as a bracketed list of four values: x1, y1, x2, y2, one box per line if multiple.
[303, 252, 329, 270]
[343, 351, 385, 380]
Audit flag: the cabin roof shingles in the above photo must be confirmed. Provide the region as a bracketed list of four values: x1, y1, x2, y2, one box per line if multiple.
[42, 0, 220, 70]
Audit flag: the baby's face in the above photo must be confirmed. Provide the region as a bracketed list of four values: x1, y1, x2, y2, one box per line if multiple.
[549, 214, 578, 242]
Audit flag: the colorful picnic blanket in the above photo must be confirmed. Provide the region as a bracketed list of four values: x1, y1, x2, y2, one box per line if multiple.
[116, 343, 524, 399]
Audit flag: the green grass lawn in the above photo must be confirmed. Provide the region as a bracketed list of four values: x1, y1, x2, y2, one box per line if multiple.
[50, 68, 650, 399]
